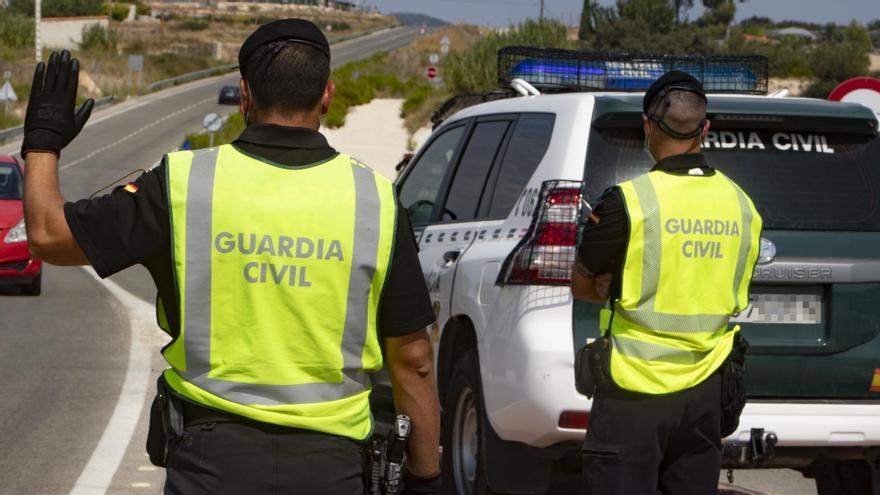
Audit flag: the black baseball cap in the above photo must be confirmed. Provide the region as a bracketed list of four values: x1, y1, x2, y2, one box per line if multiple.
[642, 70, 706, 115]
[238, 18, 331, 78]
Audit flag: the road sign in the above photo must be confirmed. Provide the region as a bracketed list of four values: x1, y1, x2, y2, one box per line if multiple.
[203, 112, 222, 132]
[440, 35, 450, 56]
[441, 36, 450, 46]
[429, 53, 439, 64]
[2, 71, 11, 81]
[128, 54, 144, 72]
[427, 66, 437, 80]
[0, 81, 18, 102]
[828, 77, 880, 120]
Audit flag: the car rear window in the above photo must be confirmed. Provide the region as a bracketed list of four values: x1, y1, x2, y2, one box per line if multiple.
[0, 162, 22, 200]
[584, 120, 880, 231]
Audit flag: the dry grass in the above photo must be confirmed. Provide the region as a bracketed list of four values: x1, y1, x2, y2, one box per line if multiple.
[0, 7, 396, 129]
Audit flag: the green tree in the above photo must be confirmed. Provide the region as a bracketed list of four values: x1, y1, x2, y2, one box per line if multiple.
[578, 0, 594, 41]
[672, 0, 694, 24]
[803, 22, 872, 98]
[618, 0, 676, 34]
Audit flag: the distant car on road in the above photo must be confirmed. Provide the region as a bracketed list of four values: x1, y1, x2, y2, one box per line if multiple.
[218, 85, 241, 105]
[0, 155, 41, 295]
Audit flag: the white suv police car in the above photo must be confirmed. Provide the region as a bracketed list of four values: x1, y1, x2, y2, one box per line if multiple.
[390, 48, 880, 494]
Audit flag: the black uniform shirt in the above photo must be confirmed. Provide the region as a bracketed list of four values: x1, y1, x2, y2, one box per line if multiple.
[577, 152, 715, 299]
[65, 124, 436, 339]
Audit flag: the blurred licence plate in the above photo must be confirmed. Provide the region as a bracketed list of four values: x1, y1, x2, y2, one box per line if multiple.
[731, 293, 823, 325]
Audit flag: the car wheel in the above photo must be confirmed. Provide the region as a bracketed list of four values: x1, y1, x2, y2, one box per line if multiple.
[442, 349, 498, 495]
[19, 272, 41, 296]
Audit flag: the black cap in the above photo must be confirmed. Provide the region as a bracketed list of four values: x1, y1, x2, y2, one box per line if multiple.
[238, 18, 330, 78]
[642, 70, 706, 115]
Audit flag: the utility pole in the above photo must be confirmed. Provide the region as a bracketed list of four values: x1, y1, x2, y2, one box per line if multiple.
[539, 0, 544, 20]
[34, 0, 42, 62]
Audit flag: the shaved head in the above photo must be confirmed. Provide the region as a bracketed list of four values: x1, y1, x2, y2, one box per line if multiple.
[647, 89, 707, 140]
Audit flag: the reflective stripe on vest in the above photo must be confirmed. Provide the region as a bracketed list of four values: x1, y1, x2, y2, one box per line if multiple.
[161, 146, 396, 439]
[608, 169, 762, 394]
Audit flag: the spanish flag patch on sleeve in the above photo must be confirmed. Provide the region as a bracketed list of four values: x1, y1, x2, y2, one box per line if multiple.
[123, 182, 139, 194]
[871, 369, 880, 393]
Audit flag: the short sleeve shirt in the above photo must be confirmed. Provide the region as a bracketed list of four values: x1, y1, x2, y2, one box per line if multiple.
[64, 124, 436, 339]
[577, 153, 715, 299]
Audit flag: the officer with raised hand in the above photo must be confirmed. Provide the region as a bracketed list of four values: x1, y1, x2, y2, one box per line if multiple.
[22, 19, 441, 495]
[571, 71, 762, 495]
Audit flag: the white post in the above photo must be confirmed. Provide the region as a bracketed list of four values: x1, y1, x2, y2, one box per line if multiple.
[34, 0, 42, 63]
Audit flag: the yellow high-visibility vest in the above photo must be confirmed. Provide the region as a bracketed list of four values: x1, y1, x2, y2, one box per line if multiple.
[158, 145, 396, 440]
[600, 168, 762, 395]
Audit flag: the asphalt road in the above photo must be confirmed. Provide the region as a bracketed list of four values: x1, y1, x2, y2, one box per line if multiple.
[0, 27, 419, 495]
[0, 24, 819, 495]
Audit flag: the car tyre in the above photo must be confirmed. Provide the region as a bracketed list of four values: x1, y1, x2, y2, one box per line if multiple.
[19, 272, 41, 296]
[442, 349, 500, 495]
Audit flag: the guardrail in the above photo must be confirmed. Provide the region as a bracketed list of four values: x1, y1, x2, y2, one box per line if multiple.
[147, 63, 239, 93]
[0, 95, 115, 145]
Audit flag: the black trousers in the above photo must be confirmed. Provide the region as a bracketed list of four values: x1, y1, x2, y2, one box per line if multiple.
[582, 372, 722, 495]
[164, 419, 365, 495]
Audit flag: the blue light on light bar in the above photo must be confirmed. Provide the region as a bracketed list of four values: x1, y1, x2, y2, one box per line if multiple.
[510, 58, 759, 92]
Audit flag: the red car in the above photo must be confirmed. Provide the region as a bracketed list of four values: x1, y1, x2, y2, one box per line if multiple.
[0, 155, 41, 295]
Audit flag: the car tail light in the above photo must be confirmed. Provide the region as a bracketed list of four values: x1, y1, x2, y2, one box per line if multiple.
[558, 411, 589, 430]
[498, 180, 585, 286]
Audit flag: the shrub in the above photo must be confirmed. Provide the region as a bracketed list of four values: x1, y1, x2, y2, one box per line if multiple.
[80, 23, 116, 50]
[0, 14, 35, 48]
[102, 2, 130, 21]
[443, 19, 572, 95]
[179, 18, 209, 31]
[9, 0, 103, 17]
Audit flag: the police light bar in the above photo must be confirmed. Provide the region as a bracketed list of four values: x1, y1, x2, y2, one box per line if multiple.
[498, 46, 768, 95]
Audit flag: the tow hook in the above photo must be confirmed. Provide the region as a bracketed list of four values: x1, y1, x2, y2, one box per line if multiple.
[722, 428, 778, 465]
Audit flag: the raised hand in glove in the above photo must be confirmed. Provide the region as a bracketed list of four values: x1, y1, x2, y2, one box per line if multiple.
[22, 50, 95, 158]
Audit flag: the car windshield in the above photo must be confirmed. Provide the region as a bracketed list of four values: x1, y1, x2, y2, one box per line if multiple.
[584, 118, 880, 231]
[0, 162, 22, 200]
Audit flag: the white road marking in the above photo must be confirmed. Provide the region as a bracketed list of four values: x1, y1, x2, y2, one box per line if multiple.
[69, 267, 165, 495]
[137, 466, 157, 472]
[130, 482, 152, 488]
[59, 97, 214, 171]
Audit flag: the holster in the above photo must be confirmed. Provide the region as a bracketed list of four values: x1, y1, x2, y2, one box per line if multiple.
[720, 332, 749, 437]
[574, 336, 612, 399]
[146, 375, 185, 467]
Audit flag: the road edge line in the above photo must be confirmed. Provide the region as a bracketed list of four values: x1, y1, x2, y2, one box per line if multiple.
[69, 267, 162, 495]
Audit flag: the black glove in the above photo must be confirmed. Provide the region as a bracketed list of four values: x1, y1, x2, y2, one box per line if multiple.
[22, 50, 95, 158]
[402, 470, 440, 495]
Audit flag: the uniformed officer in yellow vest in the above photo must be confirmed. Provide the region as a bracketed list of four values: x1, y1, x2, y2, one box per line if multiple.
[21, 19, 441, 495]
[571, 71, 762, 495]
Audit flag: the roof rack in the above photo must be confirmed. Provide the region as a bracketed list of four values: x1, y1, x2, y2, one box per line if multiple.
[498, 46, 769, 95]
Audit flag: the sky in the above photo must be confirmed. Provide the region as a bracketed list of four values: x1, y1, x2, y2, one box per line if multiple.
[366, 0, 880, 28]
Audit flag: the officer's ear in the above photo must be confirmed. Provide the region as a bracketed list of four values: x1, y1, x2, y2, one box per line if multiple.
[239, 78, 251, 116]
[642, 114, 653, 139]
[321, 80, 335, 115]
[701, 119, 711, 140]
